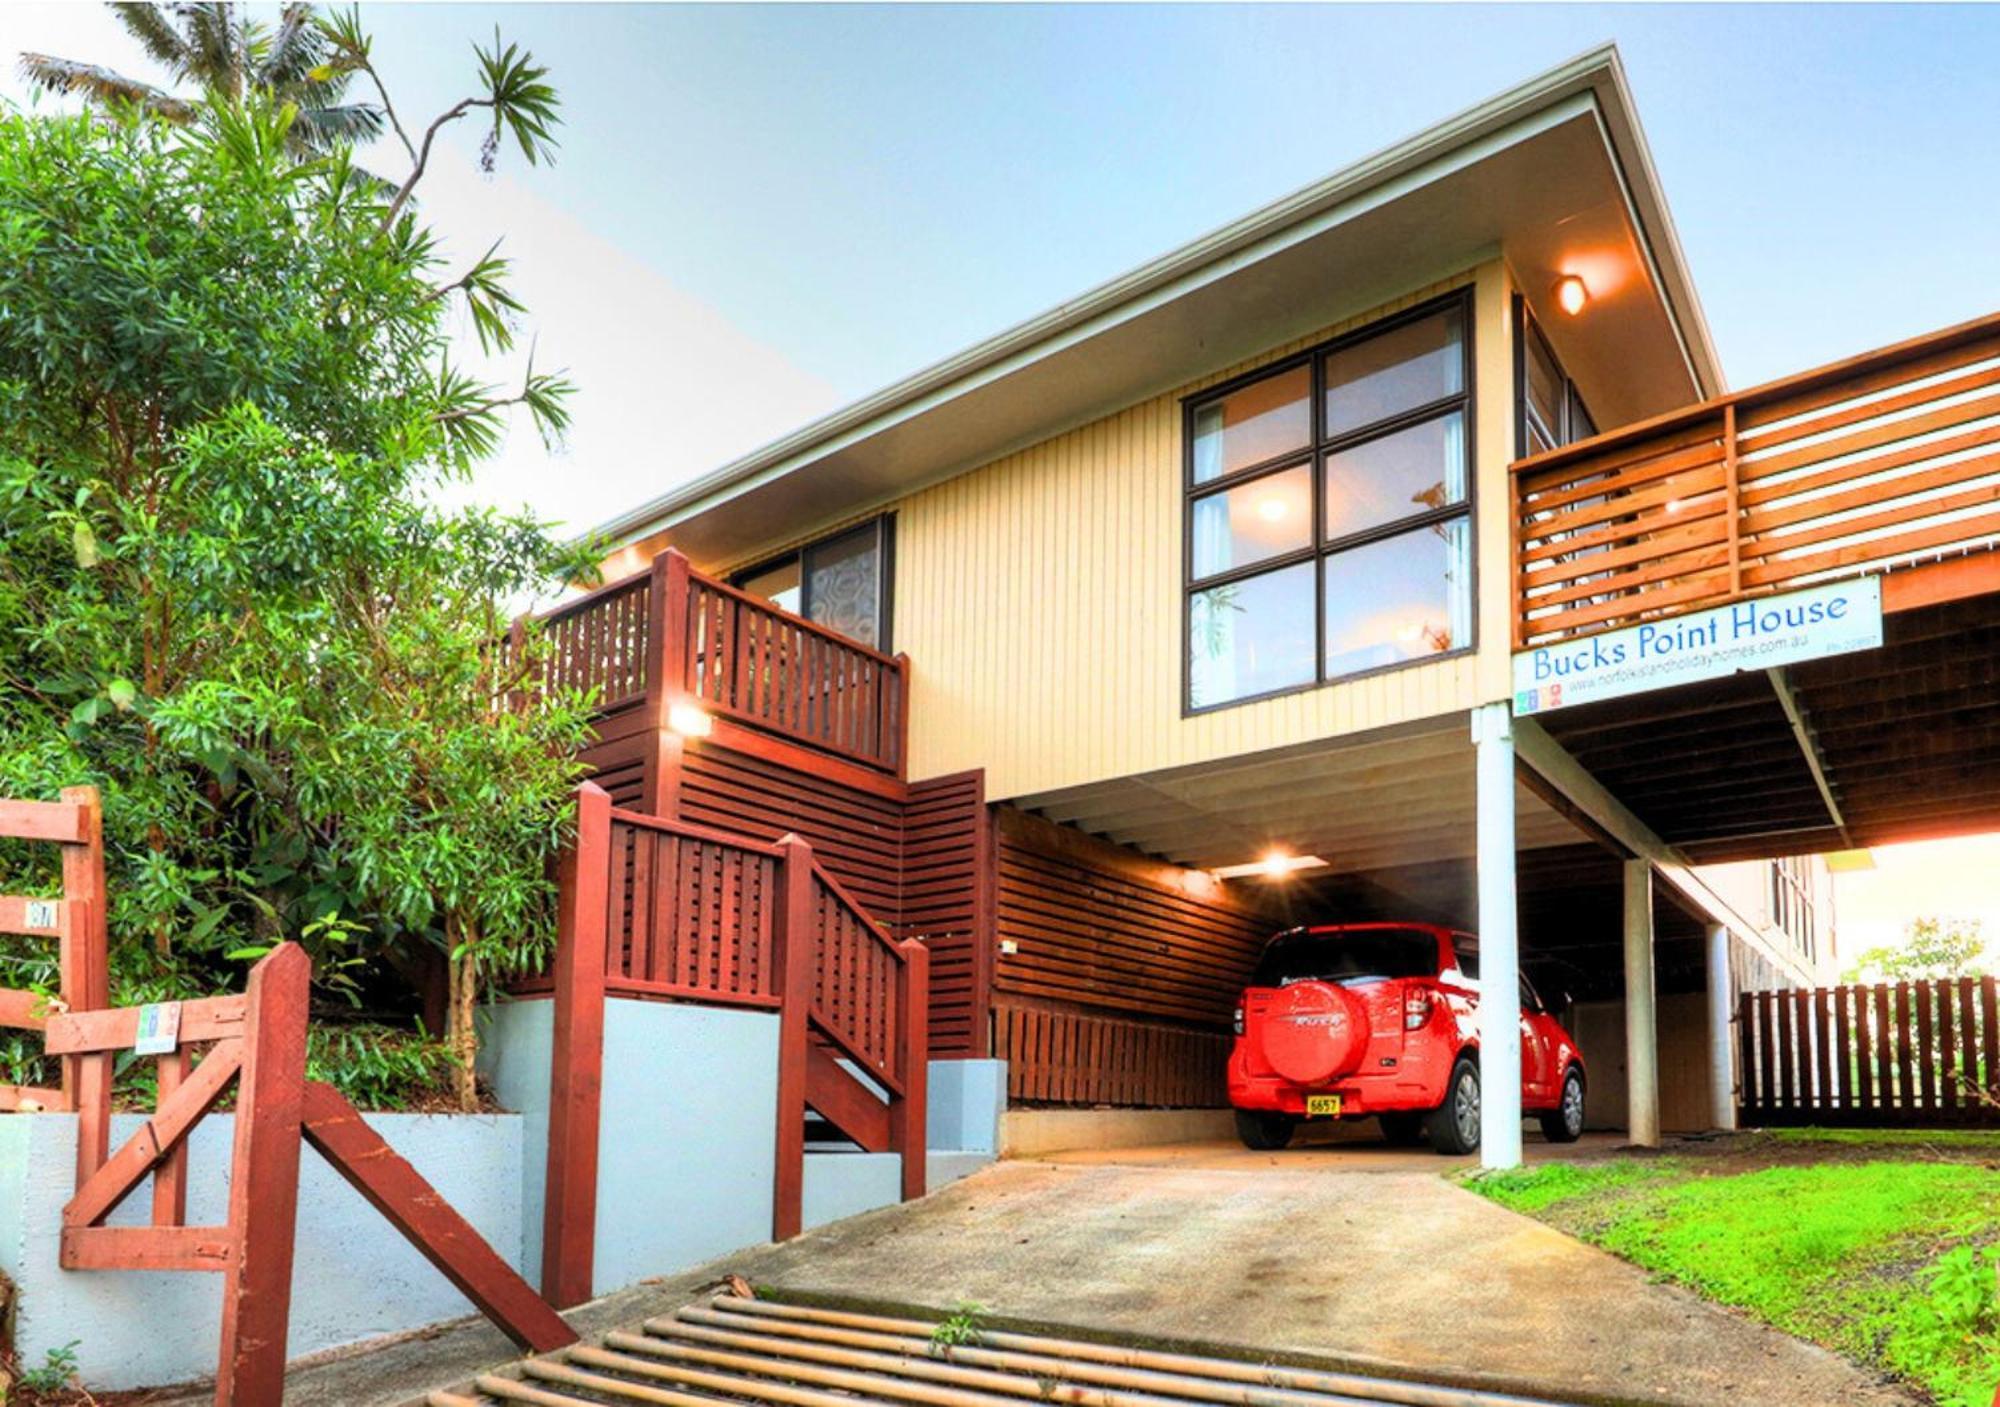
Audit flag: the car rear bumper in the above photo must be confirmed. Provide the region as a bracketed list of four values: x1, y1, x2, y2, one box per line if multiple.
[1226, 1059, 1450, 1117]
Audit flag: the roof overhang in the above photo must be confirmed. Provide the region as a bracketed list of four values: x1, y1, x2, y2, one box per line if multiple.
[596, 44, 1721, 569]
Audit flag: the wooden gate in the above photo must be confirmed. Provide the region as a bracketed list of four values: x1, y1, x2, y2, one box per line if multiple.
[44, 941, 576, 1404]
[1737, 978, 2000, 1126]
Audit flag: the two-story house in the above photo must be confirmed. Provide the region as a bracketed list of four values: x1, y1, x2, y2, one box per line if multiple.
[550, 45, 1997, 1169]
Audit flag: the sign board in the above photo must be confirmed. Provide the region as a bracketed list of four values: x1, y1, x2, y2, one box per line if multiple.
[1512, 577, 1882, 716]
[23, 900, 57, 931]
[134, 1001, 182, 1057]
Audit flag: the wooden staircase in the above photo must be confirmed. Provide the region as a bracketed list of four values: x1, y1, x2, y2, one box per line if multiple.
[430, 1293, 1582, 1407]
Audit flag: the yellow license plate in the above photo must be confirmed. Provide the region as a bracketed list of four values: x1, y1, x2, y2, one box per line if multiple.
[1305, 1095, 1342, 1117]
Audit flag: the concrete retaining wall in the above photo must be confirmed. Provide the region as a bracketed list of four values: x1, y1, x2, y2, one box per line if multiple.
[0, 1005, 1001, 1392]
[480, 998, 1000, 1299]
[0, 1111, 521, 1391]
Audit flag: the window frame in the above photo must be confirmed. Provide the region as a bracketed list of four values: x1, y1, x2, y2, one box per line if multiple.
[729, 514, 897, 653]
[1513, 295, 1598, 456]
[1180, 289, 1479, 716]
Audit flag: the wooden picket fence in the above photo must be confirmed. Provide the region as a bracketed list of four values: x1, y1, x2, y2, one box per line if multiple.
[1738, 977, 2000, 1126]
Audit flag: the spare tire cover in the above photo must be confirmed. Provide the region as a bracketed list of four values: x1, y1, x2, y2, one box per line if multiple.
[1258, 980, 1370, 1085]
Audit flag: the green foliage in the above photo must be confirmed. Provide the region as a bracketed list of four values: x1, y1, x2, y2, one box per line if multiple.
[1845, 915, 1987, 982]
[1469, 1155, 2000, 1406]
[16, 1339, 81, 1393]
[307, 1021, 459, 1111]
[1468, 1159, 1676, 1214]
[17, 2, 386, 156]
[0, 15, 594, 1101]
[1769, 1126, 2000, 1150]
[929, 1302, 986, 1354]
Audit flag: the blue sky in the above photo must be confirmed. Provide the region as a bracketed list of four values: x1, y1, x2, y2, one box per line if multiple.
[367, 2, 2000, 400]
[11, 4, 2000, 532]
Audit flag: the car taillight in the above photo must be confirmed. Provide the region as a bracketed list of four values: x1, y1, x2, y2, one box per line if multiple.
[1232, 1005, 1244, 1036]
[1404, 987, 1435, 1031]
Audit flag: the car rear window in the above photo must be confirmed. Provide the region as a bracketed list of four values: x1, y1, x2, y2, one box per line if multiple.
[1252, 929, 1441, 986]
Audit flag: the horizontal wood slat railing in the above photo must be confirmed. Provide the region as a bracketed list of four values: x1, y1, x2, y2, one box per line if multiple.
[1514, 309, 2000, 646]
[520, 550, 909, 775]
[1737, 977, 2000, 1127]
[541, 784, 928, 1308]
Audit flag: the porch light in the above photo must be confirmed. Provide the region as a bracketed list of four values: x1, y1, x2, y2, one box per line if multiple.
[1554, 274, 1589, 316]
[667, 700, 714, 739]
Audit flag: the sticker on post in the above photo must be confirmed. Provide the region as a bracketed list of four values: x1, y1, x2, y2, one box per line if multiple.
[134, 1002, 182, 1057]
[23, 900, 57, 931]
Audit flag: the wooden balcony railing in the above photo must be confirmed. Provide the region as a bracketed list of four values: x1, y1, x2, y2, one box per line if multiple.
[1513, 309, 2000, 647]
[521, 549, 908, 775]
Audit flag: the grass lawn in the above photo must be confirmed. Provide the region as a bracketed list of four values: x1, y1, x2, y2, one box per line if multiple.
[1467, 1132, 2000, 1407]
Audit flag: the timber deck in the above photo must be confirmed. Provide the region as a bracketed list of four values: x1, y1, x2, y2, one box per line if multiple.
[430, 1293, 1580, 1407]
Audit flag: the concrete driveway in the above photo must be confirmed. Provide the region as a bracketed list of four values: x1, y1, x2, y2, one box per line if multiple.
[235, 1145, 1919, 1407]
[746, 1154, 1918, 1407]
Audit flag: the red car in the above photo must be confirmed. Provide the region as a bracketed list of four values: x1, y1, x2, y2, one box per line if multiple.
[1227, 923, 1586, 1154]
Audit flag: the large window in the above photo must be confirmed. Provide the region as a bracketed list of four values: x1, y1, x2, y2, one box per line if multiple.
[732, 517, 894, 651]
[1183, 294, 1474, 711]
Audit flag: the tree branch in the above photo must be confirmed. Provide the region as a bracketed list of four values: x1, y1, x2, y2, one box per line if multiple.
[379, 96, 489, 234]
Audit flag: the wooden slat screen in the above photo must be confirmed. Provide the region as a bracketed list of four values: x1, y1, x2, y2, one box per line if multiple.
[994, 807, 1275, 1028]
[1515, 313, 2000, 646]
[898, 771, 990, 1057]
[1737, 977, 2000, 1126]
[993, 1003, 1230, 1108]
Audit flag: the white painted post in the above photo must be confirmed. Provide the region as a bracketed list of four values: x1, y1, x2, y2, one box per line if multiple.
[1624, 859, 1661, 1147]
[1706, 923, 1737, 1131]
[1472, 703, 1522, 1171]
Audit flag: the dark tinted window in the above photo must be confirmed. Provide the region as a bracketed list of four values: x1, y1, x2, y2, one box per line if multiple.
[1253, 929, 1441, 986]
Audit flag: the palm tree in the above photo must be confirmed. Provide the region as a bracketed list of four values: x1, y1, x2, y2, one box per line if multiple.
[18, 2, 382, 156]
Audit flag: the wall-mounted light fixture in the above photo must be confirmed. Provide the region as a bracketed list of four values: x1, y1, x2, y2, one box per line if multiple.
[1554, 274, 1589, 317]
[667, 700, 714, 739]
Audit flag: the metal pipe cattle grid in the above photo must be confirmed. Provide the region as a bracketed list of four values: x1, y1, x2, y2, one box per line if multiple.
[432, 1293, 1588, 1407]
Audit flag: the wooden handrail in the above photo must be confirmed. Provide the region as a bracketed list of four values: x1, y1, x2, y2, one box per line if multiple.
[1512, 308, 2000, 646]
[532, 549, 908, 775]
[1514, 305, 2000, 477]
[543, 783, 928, 1278]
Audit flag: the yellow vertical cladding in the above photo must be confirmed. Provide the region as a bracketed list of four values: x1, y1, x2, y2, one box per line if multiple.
[887, 260, 1521, 800]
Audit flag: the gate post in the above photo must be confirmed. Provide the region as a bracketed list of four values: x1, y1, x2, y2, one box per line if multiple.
[892, 939, 929, 1202]
[771, 835, 815, 1241]
[543, 781, 611, 1308]
[215, 944, 311, 1407]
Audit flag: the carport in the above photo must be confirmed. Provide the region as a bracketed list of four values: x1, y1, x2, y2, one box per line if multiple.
[1014, 710, 1813, 1166]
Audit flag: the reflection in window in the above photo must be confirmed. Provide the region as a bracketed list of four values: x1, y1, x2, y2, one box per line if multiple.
[1322, 307, 1464, 436]
[1322, 411, 1466, 542]
[1183, 294, 1475, 710]
[1191, 365, 1311, 483]
[1191, 465, 1312, 579]
[1189, 562, 1316, 709]
[1321, 520, 1470, 678]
